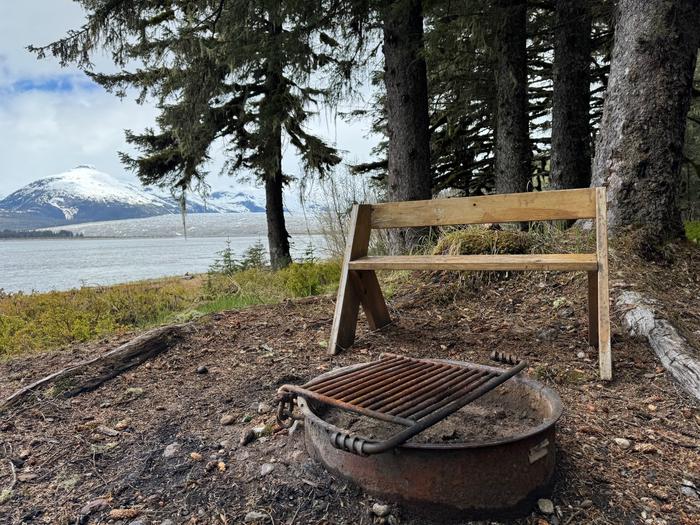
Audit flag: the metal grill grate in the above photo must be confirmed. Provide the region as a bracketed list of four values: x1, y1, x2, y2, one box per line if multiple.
[278, 353, 526, 455]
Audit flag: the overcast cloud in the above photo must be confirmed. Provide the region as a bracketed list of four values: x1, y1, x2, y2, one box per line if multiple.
[0, 1, 378, 197]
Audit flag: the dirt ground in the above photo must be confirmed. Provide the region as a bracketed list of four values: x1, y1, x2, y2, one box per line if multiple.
[1, 246, 700, 525]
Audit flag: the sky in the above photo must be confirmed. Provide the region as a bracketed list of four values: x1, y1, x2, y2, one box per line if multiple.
[0, 1, 379, 198]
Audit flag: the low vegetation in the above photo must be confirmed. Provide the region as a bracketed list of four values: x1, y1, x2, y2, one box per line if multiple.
[686, 221, 700, 243]
[0, 242, 340, 358]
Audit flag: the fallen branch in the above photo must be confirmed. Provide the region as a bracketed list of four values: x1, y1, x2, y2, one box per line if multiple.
[0, 324, 187, 413]
[616, 291, 700, 401]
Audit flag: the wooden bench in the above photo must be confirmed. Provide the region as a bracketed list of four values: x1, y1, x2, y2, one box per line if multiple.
[329, 187, 612, 380]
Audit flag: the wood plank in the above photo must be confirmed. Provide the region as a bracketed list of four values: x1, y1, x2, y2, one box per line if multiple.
[595, 187, 613, 380]
[349, 253, 598, 272]
[370, 189, 597, 229]
[350, 270, 391, 330]
[328, 205, 391, 355]
[587, 271, 599, 348]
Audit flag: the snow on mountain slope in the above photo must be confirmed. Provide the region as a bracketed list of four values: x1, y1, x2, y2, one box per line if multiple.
[0, 166, 316, 230]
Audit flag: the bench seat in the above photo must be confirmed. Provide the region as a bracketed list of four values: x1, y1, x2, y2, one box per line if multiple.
[348, 253, 598, 272]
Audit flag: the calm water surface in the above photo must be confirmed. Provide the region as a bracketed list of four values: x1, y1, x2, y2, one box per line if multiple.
[0, 235, 325, 293]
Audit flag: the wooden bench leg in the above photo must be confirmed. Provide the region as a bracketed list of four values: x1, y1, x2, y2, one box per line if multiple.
[329, 270, 362, 354]
[587, 271, 599, 348]
[352, 270, 391, 330]
[597, 268, 612, 381]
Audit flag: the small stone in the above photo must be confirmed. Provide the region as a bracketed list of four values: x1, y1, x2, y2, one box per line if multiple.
[197, 365, 208, 374]
[220, 414, 236, 426]
[129, 520, 146, 525]
[244, 511, 267, 522]
[613, 438, 631, 449]
[372, 503, 391, 517]
[219, 440, 231, 449]
[260, 463, 275, 476]
[114, 418, 131, 431]
[681, 486, 699, 499]
[218, 461, 226, 472]
[160, 520, 175, 525]
[80, 498, 109, 515]
[257, 402, 271, 414]
[240, 429, 257, 446]
[580, 499, 593, 508]
[96, 425, 120, 437]
[125, 387, 144, 397]
[537, 498, 555, 514]
[163, 442, 180, 458]
[190, 452, 203, 461]
[387, 516, 399, 525]
[17, 473, 38, 482]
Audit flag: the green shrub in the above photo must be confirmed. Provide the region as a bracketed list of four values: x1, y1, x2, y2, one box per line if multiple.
[686, 221, 700, 243]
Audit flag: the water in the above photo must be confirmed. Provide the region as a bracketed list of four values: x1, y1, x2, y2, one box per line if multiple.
[1, 214, 326, 293]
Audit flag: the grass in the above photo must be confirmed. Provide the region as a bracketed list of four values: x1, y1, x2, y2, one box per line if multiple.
[0, 260, 341, 359]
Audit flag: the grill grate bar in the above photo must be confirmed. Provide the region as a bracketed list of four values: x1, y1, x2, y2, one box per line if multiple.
[312, 357, 407, 395]
[405, 373, 495, 420]
[341, 361, 440, 404]
[368, 366, 471, 412]
[318, 359, 417, 398]
[278, 354, 527, 454]
[353, 363, 454, 408]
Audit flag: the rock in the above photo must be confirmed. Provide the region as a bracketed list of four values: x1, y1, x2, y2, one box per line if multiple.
[80, 498, 109, 515]
[220, 414, 236, 426]
[387, 516, 399, 525]
[244, 511, 267, 522]
[219, 440, 231, 449]
[576, 351, 586, 359]
[240, 429, 257, 446]
[96, 425, 120, 437]
[163, 442, 180, 458]
[557, 306, 574, 318]
[257, 402, 272, 414]
[537, 498, 555, 514]
[109, 508, 140, 519]
[197, 365, 208, 374]
[260, 463, 275, 476]
[190, 452, 203, 461]
[18, 448, 31, 460]
[580, 499, 593, 509]
[114, 418, 131, 431]
[218, 461, 226, 472]
[160, 520, 175, 525]
[613, 438, 631, 449]
[17, 473, 38, 482]
[125, 387, 144, 397]
[372, 503, 391, 517]
[129, 520, 146, 525]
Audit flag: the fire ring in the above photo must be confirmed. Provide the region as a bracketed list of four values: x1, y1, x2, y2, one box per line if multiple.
[298, 358, 563, 521]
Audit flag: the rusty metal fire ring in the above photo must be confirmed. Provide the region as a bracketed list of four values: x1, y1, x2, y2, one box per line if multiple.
[299, 358, 563, 521]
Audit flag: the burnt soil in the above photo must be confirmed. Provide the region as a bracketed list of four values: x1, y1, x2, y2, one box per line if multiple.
[1, 242, 700, 525]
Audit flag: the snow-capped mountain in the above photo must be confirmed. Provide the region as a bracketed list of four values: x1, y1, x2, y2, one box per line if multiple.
[0, 165, 282, 230]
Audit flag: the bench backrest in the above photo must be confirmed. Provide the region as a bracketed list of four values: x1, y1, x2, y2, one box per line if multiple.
[368, 188, 600, 229]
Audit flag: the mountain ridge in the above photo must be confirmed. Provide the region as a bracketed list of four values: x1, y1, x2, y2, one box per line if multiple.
[0, 166, 298, 230]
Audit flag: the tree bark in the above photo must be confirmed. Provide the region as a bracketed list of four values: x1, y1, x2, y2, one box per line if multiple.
[264, 123, 291, 270]
[591, 0, 700, 248]
[551, 0, 592, 190]
[383, 0, 432, 252]
[494, 0, 530, 194]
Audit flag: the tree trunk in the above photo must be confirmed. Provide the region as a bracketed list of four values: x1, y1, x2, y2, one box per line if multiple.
[383, 0, 431, 252]
[551, 0, 592, 190]
[591, 0, 700, 249]
[494, 0, 530, 194]
[264, 123, 291, 270]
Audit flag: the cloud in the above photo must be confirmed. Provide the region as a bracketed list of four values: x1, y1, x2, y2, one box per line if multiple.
[0, 0, 380, 198]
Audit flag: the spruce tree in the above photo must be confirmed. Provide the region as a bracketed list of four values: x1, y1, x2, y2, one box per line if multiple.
[31, 0, 342, 269]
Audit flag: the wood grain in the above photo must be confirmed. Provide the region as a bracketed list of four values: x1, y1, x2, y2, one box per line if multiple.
[370, 188, 597, 229]
[349, 253, 598, 272]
